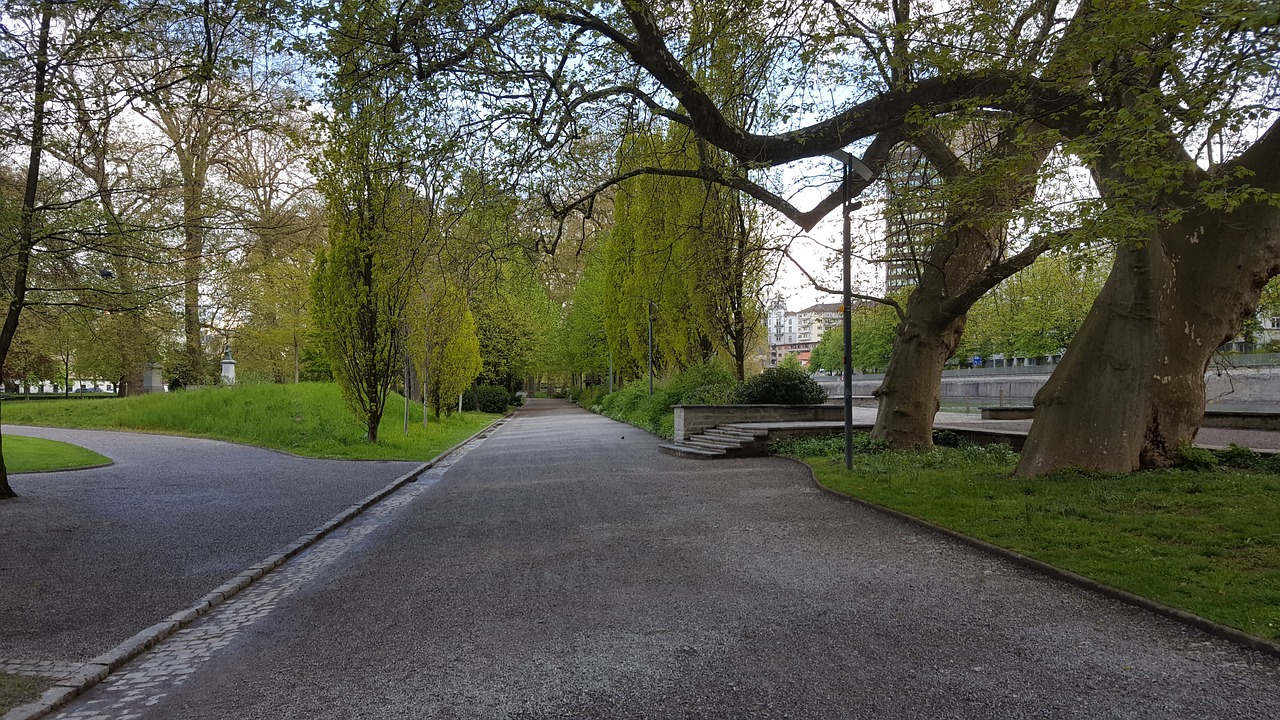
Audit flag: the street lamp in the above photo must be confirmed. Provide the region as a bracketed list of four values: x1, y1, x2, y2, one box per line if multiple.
[825, 149, 873, 470]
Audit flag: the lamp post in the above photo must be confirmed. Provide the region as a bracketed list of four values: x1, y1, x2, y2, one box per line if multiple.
[646, 300, 654, 396]
[626, 295, 657, 396]
[825, 149, 873, 470]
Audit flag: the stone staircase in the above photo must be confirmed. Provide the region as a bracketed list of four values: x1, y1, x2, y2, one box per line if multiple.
[658, 424, 773, 459]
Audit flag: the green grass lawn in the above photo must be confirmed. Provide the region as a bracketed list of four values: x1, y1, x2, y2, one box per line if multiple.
[3, 435, 111, 473]
[0, 382, 503, 462]
[777, 436, 1280, 643]
[0, 672, 49, 715]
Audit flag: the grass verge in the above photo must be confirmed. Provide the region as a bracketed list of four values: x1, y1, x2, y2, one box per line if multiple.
[3, 435, 111, 473]
[775, 435, 1280, 643]
[0, 382, 503, 462]
[0, 672, 50, 715]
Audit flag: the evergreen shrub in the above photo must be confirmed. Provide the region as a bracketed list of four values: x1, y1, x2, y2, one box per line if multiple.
[463, 385, 511, 413]
[733, 366, 827, 405]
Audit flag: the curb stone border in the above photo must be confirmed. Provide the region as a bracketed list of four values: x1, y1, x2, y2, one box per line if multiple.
[779, 455, 1280, 661]
[1, 412, 515, 720]
[9, 461, 114, 476]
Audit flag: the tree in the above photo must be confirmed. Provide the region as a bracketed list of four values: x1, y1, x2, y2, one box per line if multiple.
[106, 3, 305, 386]
[809, 327, 843, 375]
[1015, 1, 1280, 475]
[420, 276, 482, 417]
[0, 1, 173, 497]
[848, 302, 900, 373]
[311, 31, 431, 442]
[299, 0, 1277, 470]
[472, 262, 555, 393]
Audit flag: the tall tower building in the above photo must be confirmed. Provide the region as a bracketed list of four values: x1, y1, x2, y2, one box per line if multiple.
[882, 143, 943, 293]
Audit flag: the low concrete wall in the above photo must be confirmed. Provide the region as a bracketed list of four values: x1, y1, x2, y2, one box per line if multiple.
[977, 406, 1280, 429]
[821, 365, 1280, 405]
[980, 406, 1035, 420]
[674, 404, 843, 441]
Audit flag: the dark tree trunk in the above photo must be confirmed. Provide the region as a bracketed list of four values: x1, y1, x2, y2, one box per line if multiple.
[869, 129, 1051, 450]
[1018, 201, 1280, 475]
[870, 221, 1043, 449]
[0, 434, 14, 500]
[0, 2, 53, 500]
[873, 306, 967, 448]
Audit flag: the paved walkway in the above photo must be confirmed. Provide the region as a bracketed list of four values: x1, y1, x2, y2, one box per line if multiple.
[0, 426, 419, 669]
[26, 400, 1280, 719]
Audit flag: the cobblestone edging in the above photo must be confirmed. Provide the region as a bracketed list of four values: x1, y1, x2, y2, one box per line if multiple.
[2, 415, 512, 720]
[0, 662, 82, 681]
[785, 456, 1280, 661]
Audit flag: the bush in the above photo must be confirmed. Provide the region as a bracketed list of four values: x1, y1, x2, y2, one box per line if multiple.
[733, 366, 827, 405]
[1215, 443, 1261, 469]
[932, 429, 966, 448]
[462, 385, 511, 413]
[568, 384, 607, 409]
[594, 361, 738, 438]
[770, 432, 887, 457]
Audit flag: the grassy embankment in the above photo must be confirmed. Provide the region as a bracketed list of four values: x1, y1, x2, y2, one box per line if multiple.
[775, 435, 1280, 643]
[2, 435, 111, 473]
[0, 382, 502, 461]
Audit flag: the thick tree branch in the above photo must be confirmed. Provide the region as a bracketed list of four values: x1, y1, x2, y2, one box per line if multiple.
[549, 131, 900, 232]
[940, 231, 1058, 317]
[1231, 114, 1280, 190]
[547, 5, 1089, 166]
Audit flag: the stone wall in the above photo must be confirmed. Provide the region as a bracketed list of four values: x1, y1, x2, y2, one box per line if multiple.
[672, 403, 877, 441]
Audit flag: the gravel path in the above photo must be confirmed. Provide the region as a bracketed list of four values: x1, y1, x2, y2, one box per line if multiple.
[51, 399, 1280, 720]
[0, 426, 419, 665]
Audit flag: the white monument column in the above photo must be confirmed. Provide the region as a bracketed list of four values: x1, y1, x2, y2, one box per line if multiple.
[220, 344, 236, 385]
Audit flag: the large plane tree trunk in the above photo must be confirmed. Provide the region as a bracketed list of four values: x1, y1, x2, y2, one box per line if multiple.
[1018, 200, 1280, 475]
[867, 124, 1053, 450]
[872, 287, 968, 449]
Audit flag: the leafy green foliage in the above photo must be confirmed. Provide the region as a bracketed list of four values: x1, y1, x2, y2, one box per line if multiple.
[422, 279, 483, 418]
[595, 361, 737, 437]
[1176, 444, 1220, 471]
[462, 385, 511, 413]
[769, 432, 887, 457]
[847, 303, 900, 372]
[566, 384, 608, 410]
[808, 328, 842, 374]
[601, 126, 770, 383]
[960, 252, 1109, 361]
[733, 366, 827, 405]
[310, 29, 429, 442]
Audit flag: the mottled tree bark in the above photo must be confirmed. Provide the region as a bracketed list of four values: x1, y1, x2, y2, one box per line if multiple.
[1018, 201, 1280, 474]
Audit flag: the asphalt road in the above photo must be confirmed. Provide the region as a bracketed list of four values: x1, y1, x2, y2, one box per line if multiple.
[0, 426, 420, 664]
[40, 398, 1277, 720]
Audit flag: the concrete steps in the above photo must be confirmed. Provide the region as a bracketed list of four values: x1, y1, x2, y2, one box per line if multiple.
[658, 425, 771, 459]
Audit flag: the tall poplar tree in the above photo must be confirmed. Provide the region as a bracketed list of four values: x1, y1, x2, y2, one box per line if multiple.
[311, 9, 430, 443]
